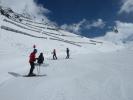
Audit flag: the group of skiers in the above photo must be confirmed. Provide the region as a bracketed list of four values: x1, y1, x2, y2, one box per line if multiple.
[28, 45, 70, 76]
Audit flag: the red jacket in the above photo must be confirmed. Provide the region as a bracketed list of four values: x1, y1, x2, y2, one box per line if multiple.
[29, 52, 36, 63]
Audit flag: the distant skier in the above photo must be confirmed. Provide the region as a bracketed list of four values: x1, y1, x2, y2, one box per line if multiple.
[52, 49, 57, 60]
[66, 48, 70, 59]
[33, 44, 38, 52]
[37, 53, 44, 66]
[33, 44, 36, 50]
[28, 49, 37, 76]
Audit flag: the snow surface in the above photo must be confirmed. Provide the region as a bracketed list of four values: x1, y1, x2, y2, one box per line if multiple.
[0, 13, 133, 100]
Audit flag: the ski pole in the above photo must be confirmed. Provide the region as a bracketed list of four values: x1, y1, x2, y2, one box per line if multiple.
[37, 65, 40, 75]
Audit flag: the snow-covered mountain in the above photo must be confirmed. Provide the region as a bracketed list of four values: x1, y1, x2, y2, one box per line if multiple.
[0, 6, 133, 100]
[0, 5, 122, 55]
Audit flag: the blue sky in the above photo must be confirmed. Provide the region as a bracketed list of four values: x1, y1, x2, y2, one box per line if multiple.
[36, 0, 119, 23]
[34, 0, 126, 37]
[25, 0, 133, 37]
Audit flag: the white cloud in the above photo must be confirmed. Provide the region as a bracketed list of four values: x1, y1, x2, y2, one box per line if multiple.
[100, 21, 133, 44]
[0, 0, 51, 22]
[61, 19, 105, 34]
[61, 19, 86, 34]
[86, 19, 105, 29]
[119, 0, 133, 13]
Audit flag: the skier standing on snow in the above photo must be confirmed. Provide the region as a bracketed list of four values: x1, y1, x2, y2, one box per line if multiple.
[52, 49, 57, 60]
[66, 48, 70, 59]
[28, 49, 37, 76]
[37, 52, 44, 66]
[36, 52, 44, 74]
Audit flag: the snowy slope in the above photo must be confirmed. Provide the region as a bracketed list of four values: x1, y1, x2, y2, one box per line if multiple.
[0, 47, 133, 100]
[0, 6, 133, 100]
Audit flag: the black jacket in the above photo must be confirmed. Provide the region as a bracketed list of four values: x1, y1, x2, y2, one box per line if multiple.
[37, 54, 44, 64]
